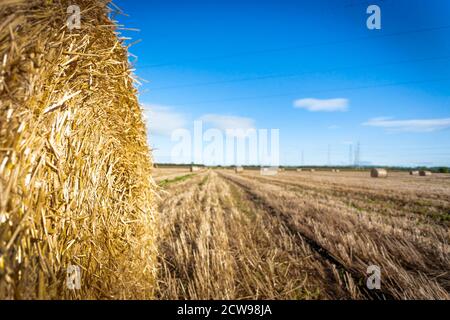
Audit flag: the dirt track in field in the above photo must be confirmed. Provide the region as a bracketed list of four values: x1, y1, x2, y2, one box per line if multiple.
[154, 168, 450, 300]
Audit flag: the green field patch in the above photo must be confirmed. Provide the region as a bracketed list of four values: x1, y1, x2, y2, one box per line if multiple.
[158, 174, 195, 187]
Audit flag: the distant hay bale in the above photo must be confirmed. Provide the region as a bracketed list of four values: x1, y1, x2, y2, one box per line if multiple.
[419, 170, 432, 176]
[260, 167, 277, 176]
[235, 166, 244, 173]
[190, 166, 200, 172]
[0, 0, 156, 299]
[296, 168, 302, 172]
[310, 169, 316, 172]
[410, 170, 419, 175]
[335, 169, 340, 173]
[371, 168, 388, 178]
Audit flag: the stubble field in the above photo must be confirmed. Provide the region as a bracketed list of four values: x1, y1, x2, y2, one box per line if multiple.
[153, 168, 450, 300]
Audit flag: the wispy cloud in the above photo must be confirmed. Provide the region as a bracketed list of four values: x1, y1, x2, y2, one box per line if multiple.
[198, 114, 256, 138]
[198, 114, 255, 131]
[293, 98, 349, 112]
[363, 117, 450, 132]
[143, 104, 188, 136]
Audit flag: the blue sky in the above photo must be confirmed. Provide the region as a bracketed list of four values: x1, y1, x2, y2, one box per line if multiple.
[115, 0, 450, 166]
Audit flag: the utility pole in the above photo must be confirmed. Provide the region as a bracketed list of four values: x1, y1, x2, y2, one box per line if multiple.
[349, 144, 353, 167]
[354, 141, 360, 167]
[327, 144, 331, 166]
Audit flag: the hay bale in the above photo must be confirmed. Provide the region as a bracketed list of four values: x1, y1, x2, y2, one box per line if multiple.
[419, 170, 432, 176]
[0, 0, 156, 299]
[310, 169, 316, 172]
[235, 166, 244, 173]
[190, 166, 200, 172]
[410, 170, 419, 175]
[371, 168, 388, 178]
[260, 167, 277, 176]
[296, 168, 302, 172]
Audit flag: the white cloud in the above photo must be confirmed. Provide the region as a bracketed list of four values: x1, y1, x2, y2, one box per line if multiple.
[142, 104, 187, 136]
[293, 98, 349, 112]
[363, 117, 450, 132]
[198, 114, 255, 131]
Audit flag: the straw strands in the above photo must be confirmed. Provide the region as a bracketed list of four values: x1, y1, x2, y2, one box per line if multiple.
[0, 0, 157, 299]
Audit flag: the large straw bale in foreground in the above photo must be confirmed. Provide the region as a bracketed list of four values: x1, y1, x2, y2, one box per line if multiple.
[0, 0, 156, 299]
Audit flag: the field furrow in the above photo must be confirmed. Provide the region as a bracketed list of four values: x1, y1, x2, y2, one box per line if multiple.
[219, 171, 450, 299]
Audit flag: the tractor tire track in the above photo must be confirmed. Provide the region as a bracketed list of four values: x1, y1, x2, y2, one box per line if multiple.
[220, 172, 394, 300]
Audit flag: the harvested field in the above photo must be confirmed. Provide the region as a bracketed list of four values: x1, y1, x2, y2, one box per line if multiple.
[153, 167, 191, 183]
[155, 168, 450, 300]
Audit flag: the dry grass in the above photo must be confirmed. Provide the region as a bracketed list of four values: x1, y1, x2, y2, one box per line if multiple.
[156, 171, 345, 299]
[155, 168, 450, 300]
[0, 0, 156, 299]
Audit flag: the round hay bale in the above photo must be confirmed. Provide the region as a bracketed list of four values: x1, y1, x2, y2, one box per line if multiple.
[235, 166, 244, 173]
[410, 170, 419, 175]
[419, 170, 432, 176]
[0, 0, 156, 299]
[371, 168, 388, 178]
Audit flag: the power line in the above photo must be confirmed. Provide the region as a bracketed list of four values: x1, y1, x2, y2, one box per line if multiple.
[287, 145, 450, 151]
[137, 24, 450, 69]
[170, 76, 450, 107]
[289, 150, 450, 157]
[149, 54, 450, 91]
[342, 0, 390, 8]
